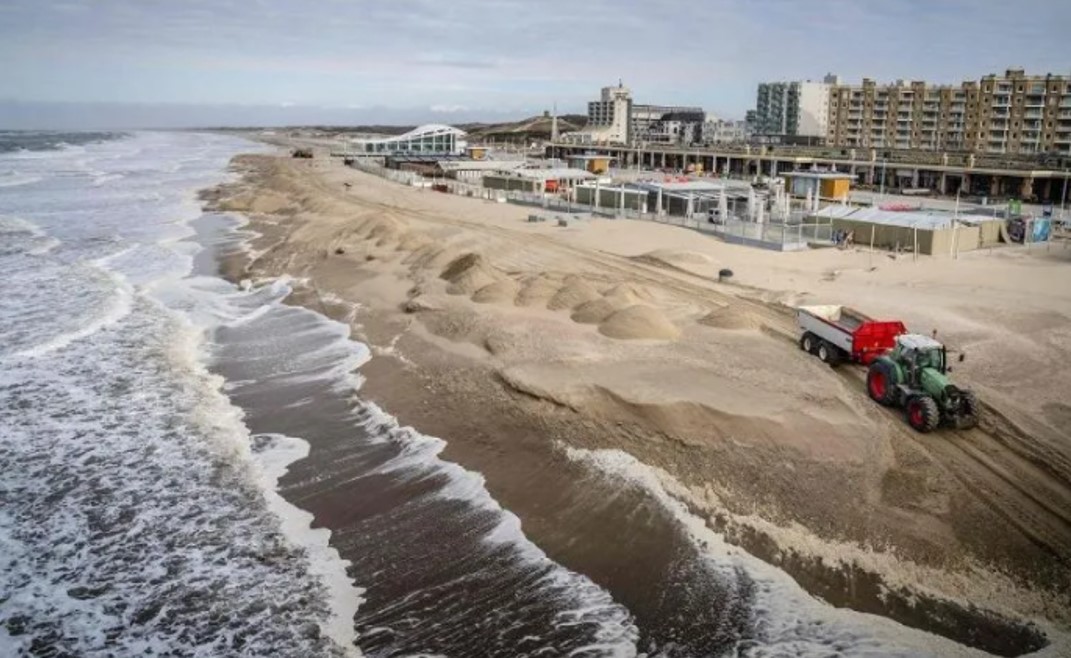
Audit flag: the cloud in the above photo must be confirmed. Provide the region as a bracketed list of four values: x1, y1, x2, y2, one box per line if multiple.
[0, 0, 1069, 124]
[409, 56, 497, 70]
[429, 104, 469, 114]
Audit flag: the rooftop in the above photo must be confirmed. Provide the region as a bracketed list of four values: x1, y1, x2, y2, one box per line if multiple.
[633, 179, 726, 193]
[813, 205, 1001, 229]
[436, 160, 527, 172]
[785, 171, 854, 180]
[898, 334, 943, 351]
[491, 167, 595, 181]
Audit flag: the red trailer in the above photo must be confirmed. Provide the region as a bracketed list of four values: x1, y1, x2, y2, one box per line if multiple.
[797, 305, 906, 366]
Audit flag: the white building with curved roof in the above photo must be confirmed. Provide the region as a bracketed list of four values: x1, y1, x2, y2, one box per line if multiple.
[351, 124, 466, 155]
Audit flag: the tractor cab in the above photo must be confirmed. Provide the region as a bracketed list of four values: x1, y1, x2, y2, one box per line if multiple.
[891, 334, 947, 378]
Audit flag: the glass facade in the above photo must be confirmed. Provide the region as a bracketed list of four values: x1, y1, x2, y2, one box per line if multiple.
[355, 124, 465, 155]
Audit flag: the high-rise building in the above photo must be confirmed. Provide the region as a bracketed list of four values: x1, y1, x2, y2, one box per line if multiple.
[752, 75, 837, 139]
[563, 82, 704, 145]
[565, 82, 633, 144]
[826, 69, 1071, 155]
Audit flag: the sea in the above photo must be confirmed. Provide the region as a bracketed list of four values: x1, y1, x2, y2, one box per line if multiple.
[0, 131, 1049, 657]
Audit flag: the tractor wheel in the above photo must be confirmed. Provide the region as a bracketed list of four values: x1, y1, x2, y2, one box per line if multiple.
[961, 391, 979, 417]
[817, 341, 840, 366]
[867, 361, 897, 406]
[959, 390, 980, 428]
[906, 396, 940, 433]
[800, 332, 816, 354]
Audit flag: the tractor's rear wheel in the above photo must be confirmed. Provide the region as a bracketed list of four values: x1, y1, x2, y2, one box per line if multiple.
[906, 396, 940, 433]
[800, 332, 816, 354]
[867, 361, 896, 406]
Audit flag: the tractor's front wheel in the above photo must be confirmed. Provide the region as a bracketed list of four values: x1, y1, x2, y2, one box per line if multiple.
[906, 396, 940, 433]
[958, 390, 980, 428]
[800, 332, 816, 354]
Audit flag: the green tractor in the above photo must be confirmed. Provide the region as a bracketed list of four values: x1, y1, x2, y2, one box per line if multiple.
[866, 334, 979, 433]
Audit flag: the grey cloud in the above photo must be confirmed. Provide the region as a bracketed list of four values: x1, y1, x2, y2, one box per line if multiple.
[1, 0, 1069, 121]
[408, 56, 497, 70]
[0, 99, 535, 130]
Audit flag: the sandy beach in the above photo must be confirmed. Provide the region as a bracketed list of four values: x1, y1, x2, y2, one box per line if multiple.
[204, 146, 1071, 652]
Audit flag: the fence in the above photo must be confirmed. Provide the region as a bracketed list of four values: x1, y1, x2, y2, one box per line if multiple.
[346, 160, 833, 250]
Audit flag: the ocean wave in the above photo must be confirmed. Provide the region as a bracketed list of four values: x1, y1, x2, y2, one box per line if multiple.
[350, 401, 640, 655]
[12, 260, 134, 359]
[561, 446, 1045, 658]
[0, 303, 353, 657]
[0, 131, 125, 154]
[0, 170, 43, 187]
[251, 433, 364, 653]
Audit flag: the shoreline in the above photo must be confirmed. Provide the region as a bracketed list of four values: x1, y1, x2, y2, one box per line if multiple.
[202, 149, 1071, 655]
[184, 210, 364, 654]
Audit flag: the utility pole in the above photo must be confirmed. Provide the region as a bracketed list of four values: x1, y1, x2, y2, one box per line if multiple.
[1061, 169, 1069, 221]
[879, 158, 887, 202]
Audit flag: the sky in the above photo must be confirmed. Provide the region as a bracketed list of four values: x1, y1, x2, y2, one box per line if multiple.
[1, 0, 1069, 129]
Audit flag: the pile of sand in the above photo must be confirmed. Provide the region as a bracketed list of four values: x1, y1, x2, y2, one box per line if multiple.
[571, 287, 641, 324]
[440, 253, 501, 295]
[472, 279, 520, 305]
[515, 275, 562, 308]
[598, 305, 680, 340]
[699, 306, 765, 331]
[548, 276, 602, 311]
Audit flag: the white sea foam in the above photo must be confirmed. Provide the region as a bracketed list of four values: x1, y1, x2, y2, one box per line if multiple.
[13, 259, 134, 358]
[0, 132, 362, 656]
[158, 300, 363, 655]
[252, 433, 365, 655]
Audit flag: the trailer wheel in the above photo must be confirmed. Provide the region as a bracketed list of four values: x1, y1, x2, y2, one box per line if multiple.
[906, 396, 940, 433]
[817, 342, 840, 366]
[800, 332, 816, 354]
[867, 361, 897, 406]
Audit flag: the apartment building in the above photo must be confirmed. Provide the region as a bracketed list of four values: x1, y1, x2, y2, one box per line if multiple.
[753, 75, 838, 138]
[701, 118, 750, 145]
[630, 104, 705, 144]
[826, 69, 1071, 155]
